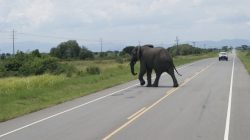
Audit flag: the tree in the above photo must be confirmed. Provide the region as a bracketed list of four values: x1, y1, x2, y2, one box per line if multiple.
[79, 46, 94, 60]
[222, 46, 228, 51]
[99, 52, 107, 58]
[241, 45, 249, 50]
[50, 47, 60, 57]
[50, 40, 81, 59]
[31, 49, 41, 57]
[122, 46, 135, 55]
[0, 53, 6, 60]
[167, 44, 205, 56]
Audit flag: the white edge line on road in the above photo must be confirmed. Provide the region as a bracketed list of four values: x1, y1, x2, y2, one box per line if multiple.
[0, 83, 139, 138]
[224, 54, 235, 140]
[0, 59, 206, 138]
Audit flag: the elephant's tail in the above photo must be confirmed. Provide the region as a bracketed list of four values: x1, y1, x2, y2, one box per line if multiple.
[172, 62, 182, 76]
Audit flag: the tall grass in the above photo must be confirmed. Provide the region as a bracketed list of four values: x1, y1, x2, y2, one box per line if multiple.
[237, 51, 250, 74]
[173, 52, 217, 66]
[0, 74, 65, 93]
[0, 75, 66, 121]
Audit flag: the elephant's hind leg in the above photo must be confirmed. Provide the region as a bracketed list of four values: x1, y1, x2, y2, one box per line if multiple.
[167, 68, 178, 87]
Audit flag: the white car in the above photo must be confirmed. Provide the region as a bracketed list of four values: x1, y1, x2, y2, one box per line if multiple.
[219, 52, 228, 61]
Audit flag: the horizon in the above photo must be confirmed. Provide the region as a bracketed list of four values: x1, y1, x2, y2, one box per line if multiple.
[0, 38, 250, 54]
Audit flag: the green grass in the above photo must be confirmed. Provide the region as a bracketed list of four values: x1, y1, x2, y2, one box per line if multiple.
[0, 53, 216, 122]
[173, 52, 217, 66]
[237, 51, 250, 74]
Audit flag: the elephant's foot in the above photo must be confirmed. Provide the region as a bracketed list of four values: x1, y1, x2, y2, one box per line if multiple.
[152, 83, 158, 87]
[140, 80, 145, 86]
[146, 84, 152, 87]
[173, 83, 179, 87]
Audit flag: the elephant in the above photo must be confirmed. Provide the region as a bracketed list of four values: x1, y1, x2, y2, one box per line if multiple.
[130, 44, 181, 87]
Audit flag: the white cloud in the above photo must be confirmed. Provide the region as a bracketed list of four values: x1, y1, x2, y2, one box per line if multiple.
[24, 0, 53, 25]
[192, 0, 203, 6]
[246, 21, 250, 26]
[149, 0, 180, 13]
[1, 0, 250, 47]
[0, 0, 53, 30]
[195, 17, 217, 24]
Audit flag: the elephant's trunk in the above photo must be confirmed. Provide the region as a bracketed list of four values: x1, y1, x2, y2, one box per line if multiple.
[130, 61, 137, 75]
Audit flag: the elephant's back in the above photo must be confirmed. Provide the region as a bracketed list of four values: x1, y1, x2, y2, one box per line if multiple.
[155, 48, 172, 60]
[142, 47, 173, 68]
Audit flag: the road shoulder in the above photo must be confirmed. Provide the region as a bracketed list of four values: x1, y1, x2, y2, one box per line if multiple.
[230, 56, 250, 139]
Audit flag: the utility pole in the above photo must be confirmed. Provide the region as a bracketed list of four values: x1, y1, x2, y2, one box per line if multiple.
[12, 29, 15, 55]
[175, 36, 179, 55]
[192, 41, 196, 47]
[175, 36, 179, 47]
[138, 41, 141, 46]
[100, 38, 103, 53]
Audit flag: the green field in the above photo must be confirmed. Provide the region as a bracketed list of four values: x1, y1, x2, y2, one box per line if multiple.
[0, 53, 216, 122]
[237, 51, 250, 74]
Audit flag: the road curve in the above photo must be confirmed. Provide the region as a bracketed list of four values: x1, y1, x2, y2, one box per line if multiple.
[0, 52, 249, 140]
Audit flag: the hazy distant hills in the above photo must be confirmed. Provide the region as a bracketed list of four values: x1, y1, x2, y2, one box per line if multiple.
[0, 41, 56, 54]
[0, 39, 250, 53]
[191, 39, 250, 48]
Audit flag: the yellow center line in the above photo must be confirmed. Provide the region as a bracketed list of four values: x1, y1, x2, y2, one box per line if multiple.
[102, 62, 215, 140]
[127, 107, 146, 120]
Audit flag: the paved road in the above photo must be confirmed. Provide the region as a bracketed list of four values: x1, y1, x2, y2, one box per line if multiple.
[0, 52, 249, 140]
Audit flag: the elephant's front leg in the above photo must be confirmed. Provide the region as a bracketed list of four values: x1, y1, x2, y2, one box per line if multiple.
[138, 65, 146, 86]
[146, 68, 152, 87]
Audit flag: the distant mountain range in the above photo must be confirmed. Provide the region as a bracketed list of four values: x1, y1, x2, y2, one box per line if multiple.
[0, 39, 250, 53]
[0, 41, 56, 54]
[188, 39, 250, 48]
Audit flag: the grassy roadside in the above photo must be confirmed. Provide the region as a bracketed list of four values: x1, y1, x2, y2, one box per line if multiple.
[0, 52, 216, 122]
[173, 52, 217, 66]
[237, 51, 250, 74]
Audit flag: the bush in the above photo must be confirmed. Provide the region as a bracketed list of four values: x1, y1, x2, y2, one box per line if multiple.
[76, 70, 85, 76]
[86, 66, 101, 75]
[18, 57, 59, 75]
[0, 51, 76, 77]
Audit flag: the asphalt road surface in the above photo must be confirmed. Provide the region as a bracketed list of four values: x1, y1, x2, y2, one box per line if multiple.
[0, 52, 249, 140]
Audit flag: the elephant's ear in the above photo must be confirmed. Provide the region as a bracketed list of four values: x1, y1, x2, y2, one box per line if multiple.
[137, 46, 142, 60]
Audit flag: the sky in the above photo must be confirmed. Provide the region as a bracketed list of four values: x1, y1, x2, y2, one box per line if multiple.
[0, 0, 250, 52]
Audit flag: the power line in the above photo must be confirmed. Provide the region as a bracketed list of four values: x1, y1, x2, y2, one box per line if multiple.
[1, 29, 182, 52]
[17, 32, 100, 43]
[0, 30, 11, 33]
[6, 31, 151, 47]
[18, 32, 68, 39]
